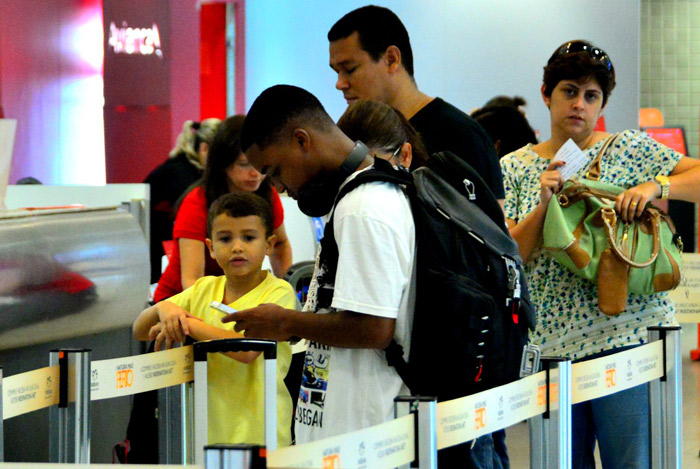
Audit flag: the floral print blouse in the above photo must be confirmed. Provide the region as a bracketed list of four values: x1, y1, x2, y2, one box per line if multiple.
[500, 130, 683, 360]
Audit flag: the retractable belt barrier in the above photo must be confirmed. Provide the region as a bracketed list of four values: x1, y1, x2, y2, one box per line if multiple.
[0, 465, 201, 468]
[268, 413, 416, 468]
[90, 345, 194, 400]
[668, 253, 700, 324]
[263, 328, 678, 469]
[0, 327, 683, 468]
[2, 365, 60, 420]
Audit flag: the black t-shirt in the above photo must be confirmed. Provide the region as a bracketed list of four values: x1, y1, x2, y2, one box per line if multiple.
[410, 98, 505, 199]
[143, 153, 202, 283]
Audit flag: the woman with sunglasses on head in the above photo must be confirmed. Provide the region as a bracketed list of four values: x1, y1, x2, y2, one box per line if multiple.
[500, 40, 700, 468]
[153, 115, 293, 303]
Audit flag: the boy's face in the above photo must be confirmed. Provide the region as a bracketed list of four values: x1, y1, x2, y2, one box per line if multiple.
[205, 214, 275, 279]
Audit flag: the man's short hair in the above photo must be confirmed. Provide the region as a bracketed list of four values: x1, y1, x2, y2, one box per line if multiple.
[241, 85, 335, 152]
[328, 5, 414, 77]
[207, 192, 273, 238]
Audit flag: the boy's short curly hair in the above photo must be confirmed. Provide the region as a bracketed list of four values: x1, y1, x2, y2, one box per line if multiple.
[207, 192, 273, 238]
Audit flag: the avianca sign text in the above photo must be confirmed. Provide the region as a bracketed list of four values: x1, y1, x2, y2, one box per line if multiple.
[108, 21, 163, 58]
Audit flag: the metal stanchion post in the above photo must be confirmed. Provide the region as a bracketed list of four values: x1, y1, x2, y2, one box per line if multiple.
[158, 381, 193, 464]
[49, 348, 91, 463]
[648, 325, 682, 469]
[193, 339, 277, 467]
[0, 366, 4, 462]
[160, 341, 195, 464]
[182, 381, 195, 463]
[528, 357, 572, 469]
[205, 444, 266, 469]
[394, 396, 437, 468]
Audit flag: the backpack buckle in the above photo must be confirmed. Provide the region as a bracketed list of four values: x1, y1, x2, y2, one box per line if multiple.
[503, 257, 521, 302]
[463, 178, 476, 200]
[519, 344, 541, 377]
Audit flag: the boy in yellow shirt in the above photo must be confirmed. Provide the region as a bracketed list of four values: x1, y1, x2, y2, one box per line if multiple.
[133, 192, 296, 446]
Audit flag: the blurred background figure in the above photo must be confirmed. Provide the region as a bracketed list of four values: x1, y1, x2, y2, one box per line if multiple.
[472, 103, 538, 158]
[483, 95, 529, 116]
[15, 176, 42, 185]
[153, 115, 292, 303]
[144, 118, 222, 283]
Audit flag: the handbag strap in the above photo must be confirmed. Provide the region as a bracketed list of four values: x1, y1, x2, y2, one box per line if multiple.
[586, 133, 619, 181]
[600, 208, 661, 268]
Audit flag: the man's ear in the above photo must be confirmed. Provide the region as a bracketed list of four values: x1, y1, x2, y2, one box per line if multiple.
[265, 234, 278, 255]
[384, 45, 402, 73]
[494, 139, 502, 156]
[292, 128, 311, 153]
[541, 84, 551, 109]
[205, 238, 215, 259]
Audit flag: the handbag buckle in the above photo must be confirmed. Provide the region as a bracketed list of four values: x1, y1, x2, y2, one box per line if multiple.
[673, 234, 684, 252]
[558, 193, 570, 206]
[601, 207, 617, 224]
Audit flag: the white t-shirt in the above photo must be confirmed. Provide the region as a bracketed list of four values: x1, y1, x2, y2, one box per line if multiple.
[295, 176, 416, 443]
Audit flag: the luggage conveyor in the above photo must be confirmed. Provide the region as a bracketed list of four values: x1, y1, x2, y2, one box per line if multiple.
[0, 204, 150, 462]
[0, 206, 149, 350]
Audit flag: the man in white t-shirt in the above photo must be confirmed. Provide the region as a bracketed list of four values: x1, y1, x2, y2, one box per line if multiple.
[222, 84, 416, 443]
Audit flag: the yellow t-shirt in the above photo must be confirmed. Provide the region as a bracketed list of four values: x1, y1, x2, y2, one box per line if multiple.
[168, 272, 296, 446]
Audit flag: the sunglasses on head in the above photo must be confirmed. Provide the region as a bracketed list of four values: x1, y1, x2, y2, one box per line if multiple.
[551, 42, 612, 71]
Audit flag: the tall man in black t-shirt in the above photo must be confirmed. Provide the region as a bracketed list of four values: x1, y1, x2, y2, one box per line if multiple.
[327, 6, 508, 468]
[327, 5, 505, 206]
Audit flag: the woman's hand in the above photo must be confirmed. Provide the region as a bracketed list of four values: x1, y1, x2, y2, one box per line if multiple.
[540, 160, 566, 208]
[615, 181, 659, 223]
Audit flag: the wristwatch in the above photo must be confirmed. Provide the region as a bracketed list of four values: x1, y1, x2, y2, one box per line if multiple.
[654, 174, 670, 199]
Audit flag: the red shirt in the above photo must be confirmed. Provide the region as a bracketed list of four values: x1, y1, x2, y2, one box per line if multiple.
[154, 186, 284, 302]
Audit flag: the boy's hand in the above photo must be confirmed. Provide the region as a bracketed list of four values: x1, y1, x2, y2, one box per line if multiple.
[157, 301, 191, 343]
[148, 322, 163, 342]
[153, 328, 174, 352]
[222, 303, 291, 341]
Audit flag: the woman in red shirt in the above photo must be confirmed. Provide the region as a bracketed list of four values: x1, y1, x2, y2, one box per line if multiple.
[154, 115, 292, 302]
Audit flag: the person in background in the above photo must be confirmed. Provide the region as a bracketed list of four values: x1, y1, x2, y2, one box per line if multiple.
[482, 95, 528, 116]
[328, 6, 506, 465]
[327, 5, 505, 208]
[472, 104, 538, 158]
[144, 118, 222, 284]
[134, 192, 297, 447]
[153, 115, 292, 303]
[500, 40, 700, 468]
[15, 176, 42, 184]
[336, 99, 428, 171]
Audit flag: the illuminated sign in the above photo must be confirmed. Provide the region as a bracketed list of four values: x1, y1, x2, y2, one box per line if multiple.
[108, 21, 162, 57]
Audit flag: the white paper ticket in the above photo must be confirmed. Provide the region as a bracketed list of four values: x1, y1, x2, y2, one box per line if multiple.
[553, 138, 589, 181]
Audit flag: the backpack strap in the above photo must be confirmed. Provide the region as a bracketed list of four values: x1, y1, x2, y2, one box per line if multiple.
[332, 157, 413, 204]
[384, 339, 415, 393]
[321, 157, 416, 390]
[585, 133, 619, 181]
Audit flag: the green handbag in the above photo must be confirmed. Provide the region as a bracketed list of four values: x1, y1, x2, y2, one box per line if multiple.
[542, 134, 683, 315]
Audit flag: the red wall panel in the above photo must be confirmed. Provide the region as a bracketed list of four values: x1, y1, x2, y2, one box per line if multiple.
[200, 3, 227, 120]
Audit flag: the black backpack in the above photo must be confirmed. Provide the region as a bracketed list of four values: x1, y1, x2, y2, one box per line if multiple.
[318, 151, 536, 400]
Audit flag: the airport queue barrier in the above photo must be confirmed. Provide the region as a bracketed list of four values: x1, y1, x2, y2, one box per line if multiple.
[0, 328, 683, 468]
